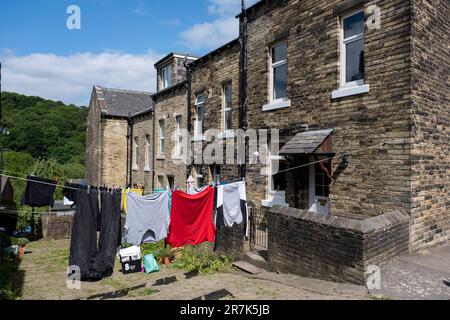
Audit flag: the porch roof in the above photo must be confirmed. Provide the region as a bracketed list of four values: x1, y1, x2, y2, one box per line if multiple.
[279, 129, 334, 155]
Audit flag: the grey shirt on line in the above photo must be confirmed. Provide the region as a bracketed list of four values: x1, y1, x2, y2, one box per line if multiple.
[123, 191, 170, 246]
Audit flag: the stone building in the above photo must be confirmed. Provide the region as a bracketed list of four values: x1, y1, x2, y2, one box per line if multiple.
[237, 0, 448, 254]
[85, 85, 153, 188]
[84, 0, 449, 284]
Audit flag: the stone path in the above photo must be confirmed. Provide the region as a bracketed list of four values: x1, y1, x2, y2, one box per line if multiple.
[14, 239, 369, 300]
[370, 243, 450, 300]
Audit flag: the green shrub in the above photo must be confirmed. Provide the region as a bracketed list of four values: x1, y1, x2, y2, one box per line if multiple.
[170, 245, 232, 275]
[140, 241, 165, 260]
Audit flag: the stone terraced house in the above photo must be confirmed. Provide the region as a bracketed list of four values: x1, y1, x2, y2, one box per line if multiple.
[85, 0, 449, 284]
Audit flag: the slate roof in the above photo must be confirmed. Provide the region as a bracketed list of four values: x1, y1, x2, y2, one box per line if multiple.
[279, 129, 334, 155]
[96, 86, 154, 118]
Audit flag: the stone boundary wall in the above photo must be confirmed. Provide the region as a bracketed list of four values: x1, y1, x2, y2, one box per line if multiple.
[42, 211, 75, 240]
[267, 206, 410, 285]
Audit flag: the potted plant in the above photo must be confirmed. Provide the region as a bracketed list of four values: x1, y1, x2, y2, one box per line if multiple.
[158, 245, 173, 266]
[17, 238, 29, 256]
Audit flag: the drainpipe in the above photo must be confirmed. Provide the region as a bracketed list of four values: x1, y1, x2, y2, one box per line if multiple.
[152, 107, 156, 191]
[184, 56, 193, 179]
[239, 0, 248, 181]
[127, 113, 134, 186]
[126, 117, 130, 185]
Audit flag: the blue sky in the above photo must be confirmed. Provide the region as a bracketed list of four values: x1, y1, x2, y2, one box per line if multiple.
[0, 0, 258, 105]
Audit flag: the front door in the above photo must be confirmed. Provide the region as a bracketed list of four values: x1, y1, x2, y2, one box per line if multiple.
[309, 160, 331, 216]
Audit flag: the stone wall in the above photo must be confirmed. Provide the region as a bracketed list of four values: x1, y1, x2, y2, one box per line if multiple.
[85, 88, 103, 186]
[41, 211, 75, 240]
[130, 113, 153, 191]
[244, 0, 413, 219]
[100, 119, 128, 187]
[189, 40, 241, 185]
[267, 206, 410, 285]
[153, 83, 189, 190]
[409, 0, 450, 251]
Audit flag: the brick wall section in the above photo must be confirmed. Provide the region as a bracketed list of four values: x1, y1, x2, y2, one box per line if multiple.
[131, 113, 153, 191]
[409, 0, 450, 251]
[153, 83, 189, 190]
[268, 206, 410, 284]
[215, 224, 247, 261]
[189, 41, 241, 185]
[100, 119, 128, 187]
[244, 0, 413, 219]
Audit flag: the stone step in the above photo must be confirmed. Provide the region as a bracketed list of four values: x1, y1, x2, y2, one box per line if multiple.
[233, 261, 264, 275]
[243, 251, 274, 272]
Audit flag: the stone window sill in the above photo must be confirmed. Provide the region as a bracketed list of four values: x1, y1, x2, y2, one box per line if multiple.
[192, 135, 207, 142]
[156, 155, 165, 160]
[262, 99, 291, 112]
[144, 167, 151, 172]
[331, 84, 369, 99]
[262, 191, 289, 208]
[217, 131, 235, 140]
[132, 166, 139, 172]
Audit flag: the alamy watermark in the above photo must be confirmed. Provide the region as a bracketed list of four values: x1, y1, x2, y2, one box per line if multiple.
[366, 265, 382, 290]
[66, 5, 81, 30]
[67, 265, 81, 290]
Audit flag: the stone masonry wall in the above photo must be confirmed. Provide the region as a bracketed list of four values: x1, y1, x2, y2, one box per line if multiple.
[131, 113, 153, 191]
[85, 88, 102, 186]
[268, 206, 410, 285]
[101, 119, 128, 187]
[189, 41, 241, 185]
[244, 0, 413, 219]
[410, 0, 450, 251]
[153, 83, 189, 191]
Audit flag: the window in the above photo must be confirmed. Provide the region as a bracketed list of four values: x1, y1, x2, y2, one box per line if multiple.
[213, 165, 221, 186]
[144, 135, 150, 171]
[158, 175, 165, 189]
[167, 176, 175, 191]
[341, 10, 365, 87]
[268, 150, 286, 193]
[159, 119, 165, 155]
[161, 64, 172, 89]
[132, 137, 138, 171]
[175, 115, 183, 157]
[195, 94, 205, 136]
[222, 84, 232, 132]
[270, 43, 288, 101]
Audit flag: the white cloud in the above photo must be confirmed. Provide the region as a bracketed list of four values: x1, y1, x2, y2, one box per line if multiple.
[179, 0, 259, 51]
[179, 17, 239, 51]
[0, 49, 162, 106]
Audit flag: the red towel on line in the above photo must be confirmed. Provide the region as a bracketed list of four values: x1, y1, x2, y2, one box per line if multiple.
[166, 187, 216, 248]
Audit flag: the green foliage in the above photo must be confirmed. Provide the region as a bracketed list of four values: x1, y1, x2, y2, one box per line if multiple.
[140, 241, 166, 260]
[171, 245, 233, 275]
[17, 238, 29, 247]
[0, 92, 87, 165]
[0, 92, 87, 232]
[0, 258, 22, 300]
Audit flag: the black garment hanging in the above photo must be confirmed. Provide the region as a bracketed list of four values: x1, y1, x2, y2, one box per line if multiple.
[86, 189, 122, 281]
[69, 188, 99, 280]
[21, 176, 58, 207]
[62, 182, 85, 202]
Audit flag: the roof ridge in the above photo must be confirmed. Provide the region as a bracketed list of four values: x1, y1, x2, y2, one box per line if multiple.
[97, 86, 154, 95]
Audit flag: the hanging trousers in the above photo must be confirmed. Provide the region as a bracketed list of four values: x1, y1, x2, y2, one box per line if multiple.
[69, 189, 121, 281]
[69, 189, 99, 280]
[87, 190, 122, 280]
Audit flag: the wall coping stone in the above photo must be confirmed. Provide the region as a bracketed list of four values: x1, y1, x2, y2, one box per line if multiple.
[269, 206, 410, 235]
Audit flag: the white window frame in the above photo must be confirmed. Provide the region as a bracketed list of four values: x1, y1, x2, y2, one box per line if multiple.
[194, 94, 205, 138]
[262, 141, 288, 207]
[222, 84, 233, 133]
[158, 119, 165, 156]
[132, 137, 138, 171]
[161, 64, 172, 89]
[144, 135, 150, 172]
[340, 9, 365, 89]
[269, 42, 288, 103]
